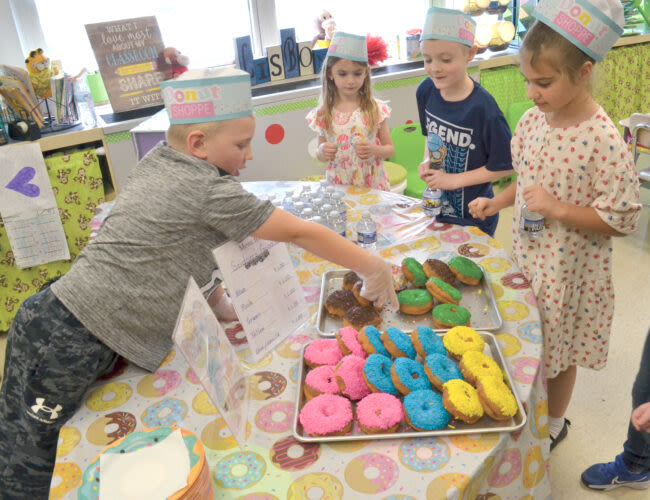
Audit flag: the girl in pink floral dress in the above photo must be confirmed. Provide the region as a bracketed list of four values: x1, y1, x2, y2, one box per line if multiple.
[469, 3, 641, 451]
[306, 32, 394, 190]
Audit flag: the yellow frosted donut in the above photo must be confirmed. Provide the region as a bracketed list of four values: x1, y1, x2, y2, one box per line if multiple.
[84, 382, 132, 411]
[449, 433, 499, 453]
[346, 186, 370, 195]
[360, 194, 381, 205]
[442, 326, 485, 360]
[287, 472, 343, 500]
[523, 445, 545, 489]
[476, 376, 518, 420]
[479, 257, 511, 273]
[496, 333, 522, 357]
[459, 351, 503, 386]
[426, 472, 470, 499]
[442, 379, 484, 424]
[49, 462, 82, 500]
[55, 426, 81, 458]
[498, 300, 529, 322]
[192, 390, 218, 415]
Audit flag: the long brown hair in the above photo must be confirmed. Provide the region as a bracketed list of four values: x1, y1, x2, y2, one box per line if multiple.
[316, 55, 379, 135]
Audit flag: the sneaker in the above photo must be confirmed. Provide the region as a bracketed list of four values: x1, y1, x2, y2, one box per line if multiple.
[550, 418, 571, 451]
[581, 453, 650, 491]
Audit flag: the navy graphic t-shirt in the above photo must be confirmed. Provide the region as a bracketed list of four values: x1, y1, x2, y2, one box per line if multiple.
[416, 78, 512, 236]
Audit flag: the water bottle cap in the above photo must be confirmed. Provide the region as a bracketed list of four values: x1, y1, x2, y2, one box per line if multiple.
[329, 210, 339, 217]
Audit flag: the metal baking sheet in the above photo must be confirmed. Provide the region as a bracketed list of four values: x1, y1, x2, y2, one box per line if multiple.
[316, 268, 502, 337]
[292, 332, 527, 443]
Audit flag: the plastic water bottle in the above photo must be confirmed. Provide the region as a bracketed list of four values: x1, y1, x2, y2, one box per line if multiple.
[328, 210, 346, 237]
[519, 204, 545, 239]
[320, 203, 333, 219]
[302, 207, 315, 221]
[356, 213, 377, 251]
[422, 133, 444, 216]
[333, 191, 347, 222]
[73, 77, 97, 128]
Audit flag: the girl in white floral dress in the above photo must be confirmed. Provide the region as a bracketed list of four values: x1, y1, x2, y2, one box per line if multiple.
[469, 2, 641, 451]
[306, 32, 394, 190]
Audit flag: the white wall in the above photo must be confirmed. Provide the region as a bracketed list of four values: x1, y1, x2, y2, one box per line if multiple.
[0, 0, 47, 67]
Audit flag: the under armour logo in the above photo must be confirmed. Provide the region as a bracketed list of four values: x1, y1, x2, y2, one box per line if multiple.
[31, 398, 63, 420]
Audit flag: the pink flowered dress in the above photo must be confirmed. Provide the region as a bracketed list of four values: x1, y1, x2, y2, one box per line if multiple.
[306, 99, 391, 190]
[511, 106, 641, 377]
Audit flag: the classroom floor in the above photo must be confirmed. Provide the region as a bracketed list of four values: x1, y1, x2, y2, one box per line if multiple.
[0, 188, 648, 499]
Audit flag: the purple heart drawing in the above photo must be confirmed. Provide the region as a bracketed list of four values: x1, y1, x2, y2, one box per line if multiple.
[6, 166, 40, 197]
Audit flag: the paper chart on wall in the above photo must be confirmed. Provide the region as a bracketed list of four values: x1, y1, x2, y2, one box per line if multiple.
[213, 237, 309, 362]
[172, 277, 248, 448]
[0, 143, 70, 268]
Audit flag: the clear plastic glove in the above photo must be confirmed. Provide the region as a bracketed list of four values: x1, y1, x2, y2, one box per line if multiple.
[357, 257, 398, 310]
[208, 287, 239, 323]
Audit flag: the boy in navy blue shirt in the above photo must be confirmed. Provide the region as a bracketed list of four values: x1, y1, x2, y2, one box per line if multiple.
[416, 7, 513, 236]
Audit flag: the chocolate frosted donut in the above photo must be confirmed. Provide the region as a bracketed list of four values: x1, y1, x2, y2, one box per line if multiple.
[343, 306, 382, 331]
[325, 289, 359, 317]
[422, 259, 456, 285]
[343, 271, 361, 290]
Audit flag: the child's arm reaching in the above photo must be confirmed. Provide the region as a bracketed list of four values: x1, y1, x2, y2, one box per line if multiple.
[252, 208, 398, 308]
[354, 121, 395, 160]
[469, 181, 517, 220]
[522, 186, 623, 236]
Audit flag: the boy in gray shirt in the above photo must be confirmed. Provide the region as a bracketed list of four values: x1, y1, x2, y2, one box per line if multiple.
[0, 67, 396, 499]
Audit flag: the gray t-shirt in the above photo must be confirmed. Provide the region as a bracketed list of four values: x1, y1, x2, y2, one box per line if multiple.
[52, 143, 274, 371]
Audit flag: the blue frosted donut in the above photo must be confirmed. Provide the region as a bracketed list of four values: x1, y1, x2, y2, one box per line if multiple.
[412, 326, 446, 358]
[381, 327, 416, 359]
[391, 357, 431, 395]
[363, 354, 398, 395]
[424, 353, 464, 391]
[359, 326, 391, 357]
[403, 389, 450, 431]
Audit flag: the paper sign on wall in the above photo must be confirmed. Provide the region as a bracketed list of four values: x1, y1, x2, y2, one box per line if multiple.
[212, 237, 308, 361]
[172, 278, 248, 447]
[0, 143, 70, 268]
[85, 16, 170, 113]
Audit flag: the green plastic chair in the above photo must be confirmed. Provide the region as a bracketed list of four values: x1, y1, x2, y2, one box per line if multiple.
[505, 100, 535, 133]
[389, 124, 427, 199]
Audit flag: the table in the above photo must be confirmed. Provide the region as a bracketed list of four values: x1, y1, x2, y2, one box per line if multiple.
[50, 183, 552, 499]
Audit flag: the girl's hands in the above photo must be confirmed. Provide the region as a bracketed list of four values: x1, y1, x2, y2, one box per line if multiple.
[522, 186, 561, 219]
[469, 197, 498, 220]
[318, 142, 338, 161]
[354, 141, 376, 160]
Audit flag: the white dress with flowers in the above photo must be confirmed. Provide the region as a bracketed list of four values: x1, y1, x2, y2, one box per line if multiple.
[306, 99, 391, 190]
[511, 106, 641, 377]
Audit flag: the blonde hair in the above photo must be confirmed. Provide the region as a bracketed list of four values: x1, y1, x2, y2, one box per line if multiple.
[166, 121, 226, 150]
[521, 20, 595, 83]
[316, 56, 379, 135]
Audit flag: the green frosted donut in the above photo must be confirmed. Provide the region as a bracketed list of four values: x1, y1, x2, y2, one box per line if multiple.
[428, 277, 462, 302]
[448, 256, 483, 281]
[432, 303, 471, 326]
[402, 258, 427, 286]
[398, 289, 433, 306]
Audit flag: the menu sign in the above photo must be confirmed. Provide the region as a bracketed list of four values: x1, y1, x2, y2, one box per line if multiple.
[85, 16, 170, 113]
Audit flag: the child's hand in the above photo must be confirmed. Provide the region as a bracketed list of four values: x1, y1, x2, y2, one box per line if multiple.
[469, 197, 497, 220]
[522, 186, 560, 218]
[318, 142, 338, 161]
[358, 256, 399, 309]
[631, 402, 650, 432]
[417, 160, 430, 179]
[423, 169, 458, 190]
[208, 286, 239, 323]
[354, 141, 375, 160]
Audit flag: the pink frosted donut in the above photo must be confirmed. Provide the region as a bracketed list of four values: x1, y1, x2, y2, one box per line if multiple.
[304, 339, 343, 368]
[336, 327, 367, 358]
[304, 365, 340, 400]
[299, 394, 353, 436]
[357, 393, 404, 433]
[441, 229, 470, 244]
[255, 401, 295, 433]
[334, 355, 371, 401]
[512, 357, 539, 384]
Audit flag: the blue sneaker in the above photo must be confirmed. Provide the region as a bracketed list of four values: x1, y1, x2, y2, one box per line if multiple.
[581, 453, 650, 491]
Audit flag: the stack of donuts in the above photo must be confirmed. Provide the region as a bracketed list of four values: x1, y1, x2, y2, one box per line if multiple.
[397, 256, 484, 329]
[323, 270, 385, 331]
[298, 324, 518, 438]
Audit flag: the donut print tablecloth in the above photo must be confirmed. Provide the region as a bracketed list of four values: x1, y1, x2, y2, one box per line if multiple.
[51, 183, 552, 500]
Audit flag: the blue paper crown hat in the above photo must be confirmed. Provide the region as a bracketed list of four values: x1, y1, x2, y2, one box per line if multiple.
[420, 7, 476, 47]
[531, 0, 625, 61]
[161, 67, 253, 125]
[327, 32, 368, 63]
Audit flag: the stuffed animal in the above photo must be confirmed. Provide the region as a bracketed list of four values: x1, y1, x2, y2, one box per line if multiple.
[312, 10, 337, 47]
[163, 47, 190, 79]
[25, 48, 58, 99]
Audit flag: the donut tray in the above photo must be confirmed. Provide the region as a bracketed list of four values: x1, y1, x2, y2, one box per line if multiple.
[292, 333, 527, 442]
[315, 268, 502, 337]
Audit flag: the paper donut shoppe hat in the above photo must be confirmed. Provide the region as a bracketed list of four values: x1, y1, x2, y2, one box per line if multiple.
[532, 0, 624, 61]
[421, 7, 476, 47]
[161, 67, 253, 124]
[327, 32, 368, 63]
